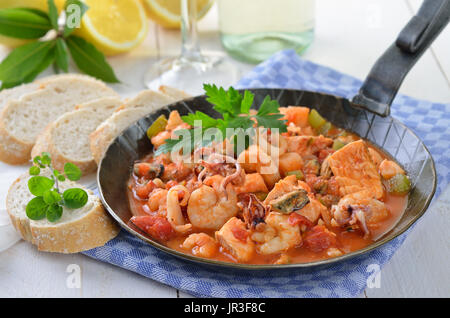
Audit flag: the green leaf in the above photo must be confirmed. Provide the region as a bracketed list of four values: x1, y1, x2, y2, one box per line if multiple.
[47, 0, 59, 31]
[241, 90, 254, 114]
[40, 152, 51, 165]
[26, 197, 48, 220]
[63, 188, 88, 209]
[43, 189, 62, 205]
[182, 111, 218, 128]
[0, 8, 51, 39]
[203, 84, 242, 119]
[254, 114, 287, 132]
[66, 35, 119, 83]
[29, 166, 40, 176]
[63, 0, 89, 37]
[64, 162, 82, 181]
[46, 204, 63, 222]
[257, 95, 281, 116]
[0, 40, 55, 88]
[55, 38, 69, 72]
[28, 176, 55, 197]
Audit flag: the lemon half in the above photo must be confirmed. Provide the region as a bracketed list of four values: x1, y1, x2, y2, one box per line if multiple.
[142, 0, 213, 29]
[75, 0, 148, 56]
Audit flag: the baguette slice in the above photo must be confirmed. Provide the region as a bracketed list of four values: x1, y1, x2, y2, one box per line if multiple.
[158, 85, 191, 100]
[31, 97, 122, 174]
[0, 74, 119, 165]
[90, 90, 180, 164]
[6, 171, 119, 253]
[0, 74, 94, 111]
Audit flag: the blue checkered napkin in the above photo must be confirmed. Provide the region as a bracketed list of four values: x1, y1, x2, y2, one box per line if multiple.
[83, 50, 450, 298]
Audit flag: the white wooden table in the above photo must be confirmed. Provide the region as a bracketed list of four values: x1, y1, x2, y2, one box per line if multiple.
[0, 0, 449, 298]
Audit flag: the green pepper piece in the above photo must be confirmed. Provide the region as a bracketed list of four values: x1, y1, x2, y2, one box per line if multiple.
[308, 109, 327, 129]
[387, 174, 411, 195]
[332, 139, 346, 151]
[147, 115, 168, 139]
[286, 170, 304, 180]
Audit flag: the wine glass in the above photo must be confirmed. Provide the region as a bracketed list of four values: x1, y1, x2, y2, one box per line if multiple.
[144, 0, 240, 95]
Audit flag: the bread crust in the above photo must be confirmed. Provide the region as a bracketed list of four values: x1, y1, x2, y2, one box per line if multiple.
[6, 172, 119, 253]
[0, 112, 32, 165]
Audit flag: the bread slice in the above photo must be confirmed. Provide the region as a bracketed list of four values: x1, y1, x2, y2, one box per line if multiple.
[0, 74, 119, 165]
[89, 90, 181, 164]
[0, 74, 101, 111]
[158, 85, 191, 100]
[31, 97, 122, 175]
[6, 171, 119, 253]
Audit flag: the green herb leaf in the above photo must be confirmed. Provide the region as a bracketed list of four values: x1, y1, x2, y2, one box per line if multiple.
[63, 188, 88, 209]
[46, 204, 63, 222]
[181, 111, 218, 128]
[0, 8, 51, 39]
[241, 90, 254, 114]
[29, 166, 40, 176]
[64, 162, 82, 181]
[40, 152, 51, 165]
[55, 38, 69, 72]
[28, 176, 55, 197]
[204, 84, 243, 119]
[257, 95, 281, 116]
[26, 197, 48, 220]
[0, 40, 55, 88]
[63, 0, 89, 37]
[66, 35, 119, 83]
[47, 0, 59, 31]
[43, 189, 62, 205]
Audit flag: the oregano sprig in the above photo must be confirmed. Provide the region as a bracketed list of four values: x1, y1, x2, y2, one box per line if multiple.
[0, 0, 119, 90]
[26, 152, 88, 222]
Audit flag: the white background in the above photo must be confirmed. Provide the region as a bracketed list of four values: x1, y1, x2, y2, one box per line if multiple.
[0, 0, 449, 297]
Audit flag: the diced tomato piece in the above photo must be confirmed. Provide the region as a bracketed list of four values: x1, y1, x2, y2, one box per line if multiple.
[231, 226, 249, 242]
[130, 215, 175, 241]
[135, 181, 156, 199]
[303, 225, 337, 252]
[288, 213, 314, 229]
[318, 148, 334, 163]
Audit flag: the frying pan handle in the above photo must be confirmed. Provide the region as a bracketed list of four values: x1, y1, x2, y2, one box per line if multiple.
[352, 0, 450, 116]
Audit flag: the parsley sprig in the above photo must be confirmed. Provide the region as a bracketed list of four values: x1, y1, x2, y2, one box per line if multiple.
[0, 0, 118, 90]
[26, 152, 88, 222]
[154, 85, 287, 156]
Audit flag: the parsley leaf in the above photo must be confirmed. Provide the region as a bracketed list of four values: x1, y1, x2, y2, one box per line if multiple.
[154, 86, 286, 155]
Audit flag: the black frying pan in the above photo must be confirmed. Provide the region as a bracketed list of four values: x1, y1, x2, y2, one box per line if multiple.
[97, 0, 449, 269]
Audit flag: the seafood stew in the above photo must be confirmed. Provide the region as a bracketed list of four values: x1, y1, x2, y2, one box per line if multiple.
[125, 88, 412, 265]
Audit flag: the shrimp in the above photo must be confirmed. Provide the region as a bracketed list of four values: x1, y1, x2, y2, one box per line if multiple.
[331, 190, 389, 237]
[215, 217, 255, 262]
[151, 130, 171, 148]
[147, 188, 168, 214]
[379, 159, 405, 179]
[187, 176, 239, 230]
[251, 212, 302, 255]
[182, 233, 218, 258]
[166, 185, 192, 234]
